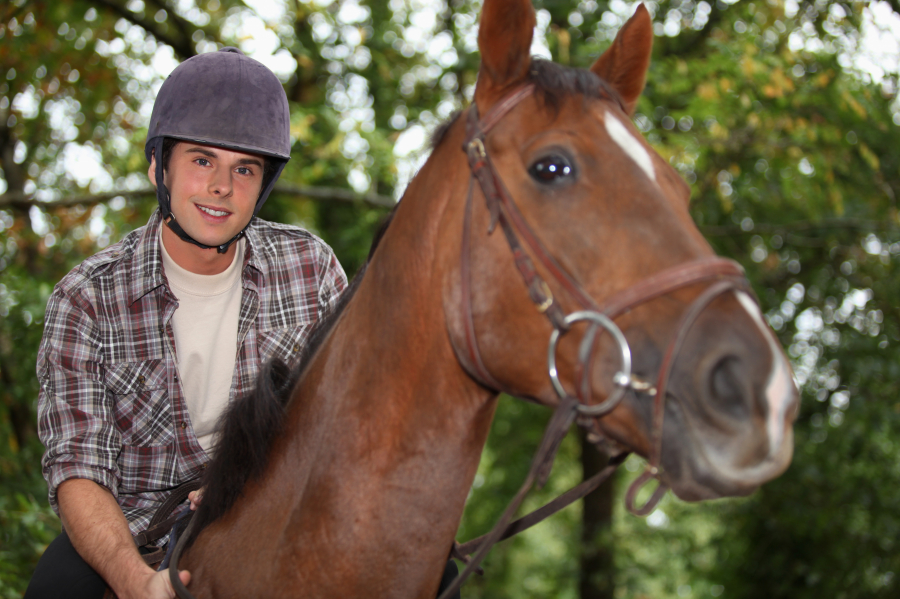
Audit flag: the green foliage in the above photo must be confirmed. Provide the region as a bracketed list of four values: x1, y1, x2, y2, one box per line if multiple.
[1, 0, 899, 597]
[0, 454, 57, 599]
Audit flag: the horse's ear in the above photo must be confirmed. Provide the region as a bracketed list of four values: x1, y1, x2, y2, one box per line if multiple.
[590, 4, 653, 115]
[474, 0, 536, 110]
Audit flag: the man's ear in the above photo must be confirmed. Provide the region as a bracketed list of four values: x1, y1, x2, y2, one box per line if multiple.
[148, 151, 158, 190]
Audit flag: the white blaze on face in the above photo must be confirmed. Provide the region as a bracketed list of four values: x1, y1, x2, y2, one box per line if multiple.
[735, 292, 795, 457]
[603, 111, 656, 183]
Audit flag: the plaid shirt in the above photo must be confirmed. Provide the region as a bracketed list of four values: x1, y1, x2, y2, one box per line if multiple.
[37, 210, 346, 535]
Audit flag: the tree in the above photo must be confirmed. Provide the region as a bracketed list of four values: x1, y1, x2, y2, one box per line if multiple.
[2, 0, 899, 598]
[615, 2, 900, 598]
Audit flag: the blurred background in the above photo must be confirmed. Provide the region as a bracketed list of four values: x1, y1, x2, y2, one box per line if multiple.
[1, 0, 899, 597]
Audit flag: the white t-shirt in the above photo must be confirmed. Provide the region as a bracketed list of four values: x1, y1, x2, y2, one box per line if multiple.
[160, 231, 244, 453]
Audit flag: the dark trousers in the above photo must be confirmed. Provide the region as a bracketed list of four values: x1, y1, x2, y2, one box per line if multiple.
[25, 530, 461, 598]
[24, 531, 108, 599]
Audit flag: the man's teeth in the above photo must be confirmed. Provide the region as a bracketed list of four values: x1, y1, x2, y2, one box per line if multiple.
[199, 205, 229, 217]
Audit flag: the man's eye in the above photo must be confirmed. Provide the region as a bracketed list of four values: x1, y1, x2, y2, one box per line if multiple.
[528, 154, 574, 183]
[196, 158, 210, 166]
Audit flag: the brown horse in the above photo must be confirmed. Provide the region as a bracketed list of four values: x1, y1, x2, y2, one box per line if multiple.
[177, 1, 798, 596]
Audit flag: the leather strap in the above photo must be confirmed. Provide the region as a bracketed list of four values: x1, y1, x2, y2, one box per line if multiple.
[133, 480, 202, 548]
[598, 257, 745, 319]
[452, 450, 627, 560]
[169, 509, 201, 599]
[478, 84, 536, 134]
[437, 396, 582, 599]
[459, 176, 507, 391]
[624, 278, 749, 515]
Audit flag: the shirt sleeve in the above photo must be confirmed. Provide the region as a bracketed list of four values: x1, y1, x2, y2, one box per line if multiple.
[315, 242, 348, 313]
[37, 287, 121, 515]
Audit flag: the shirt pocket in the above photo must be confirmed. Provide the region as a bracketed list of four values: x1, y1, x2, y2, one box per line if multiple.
[257, 324, 314, 368]
[107, 359, 175, 447]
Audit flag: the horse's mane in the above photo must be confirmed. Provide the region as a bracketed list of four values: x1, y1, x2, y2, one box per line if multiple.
[185, 57, 618, 541]
[188, 208, 397, 540]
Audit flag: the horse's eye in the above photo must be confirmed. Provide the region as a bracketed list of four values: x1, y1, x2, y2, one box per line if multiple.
[528, 154, 573, 183]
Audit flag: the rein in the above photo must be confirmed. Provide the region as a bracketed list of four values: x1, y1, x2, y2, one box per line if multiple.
[443, 83, 751, 597]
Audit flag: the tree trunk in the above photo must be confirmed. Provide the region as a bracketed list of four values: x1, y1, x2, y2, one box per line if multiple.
[579, 429, 616, 599]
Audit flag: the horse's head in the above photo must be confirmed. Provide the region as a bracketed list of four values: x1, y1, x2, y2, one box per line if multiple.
[440, 0, 798, 504]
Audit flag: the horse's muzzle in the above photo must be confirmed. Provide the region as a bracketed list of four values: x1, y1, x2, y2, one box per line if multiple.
[658, 293, 799, 501]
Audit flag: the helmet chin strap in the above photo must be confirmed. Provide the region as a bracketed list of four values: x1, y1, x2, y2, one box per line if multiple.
[154, 145, 249, 254]
[162, 208, 247, 254]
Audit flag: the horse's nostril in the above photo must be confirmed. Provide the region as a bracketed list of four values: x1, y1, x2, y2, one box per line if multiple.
[708, 356, 749, 419]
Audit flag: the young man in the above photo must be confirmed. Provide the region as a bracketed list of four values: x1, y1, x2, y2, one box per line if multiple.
[26, 48, 347, 599]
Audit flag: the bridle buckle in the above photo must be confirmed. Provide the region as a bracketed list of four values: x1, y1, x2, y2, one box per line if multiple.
[468, 138, 486, 160]
[535, 281, 554, 313]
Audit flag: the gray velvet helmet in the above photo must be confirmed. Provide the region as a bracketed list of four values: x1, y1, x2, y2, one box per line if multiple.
[144, 47, 291, 253]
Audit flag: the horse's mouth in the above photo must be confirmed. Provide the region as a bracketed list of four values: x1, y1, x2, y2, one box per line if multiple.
[659, 393, 796, 502]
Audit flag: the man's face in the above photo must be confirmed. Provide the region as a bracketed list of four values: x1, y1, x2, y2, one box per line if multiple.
[149, 141, 265, 248]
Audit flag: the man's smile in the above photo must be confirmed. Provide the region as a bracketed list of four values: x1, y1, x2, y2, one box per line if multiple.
[197, 204, 231, 218]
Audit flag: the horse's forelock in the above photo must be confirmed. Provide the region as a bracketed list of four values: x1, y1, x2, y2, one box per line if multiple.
[528, 58, 626, 115]
[428, 59, 625, 155]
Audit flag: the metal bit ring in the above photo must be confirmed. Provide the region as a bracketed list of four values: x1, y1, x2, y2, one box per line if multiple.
[547, 310, 632, 416]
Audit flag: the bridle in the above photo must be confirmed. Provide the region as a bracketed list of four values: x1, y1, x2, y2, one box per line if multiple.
[442, 82, 752, 598]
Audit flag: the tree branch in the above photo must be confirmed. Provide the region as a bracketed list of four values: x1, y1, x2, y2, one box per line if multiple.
[656, 2, 729, 59]
[4, 188, 892, 235]
[145, 0, 196, 49]
[700, 218, 899, 237]
[92, 0, 196, 59]
[0, 111, 26, 195]
[0, 184, 396, 211]
[0, 1, 30, 23]
[275, 183, 395, 208]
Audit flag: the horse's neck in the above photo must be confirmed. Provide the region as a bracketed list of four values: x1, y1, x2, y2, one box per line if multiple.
[279, 179, 495, 589]
[189, 130, 497, 595]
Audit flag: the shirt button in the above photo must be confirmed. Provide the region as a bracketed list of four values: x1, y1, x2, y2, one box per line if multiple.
[201, 463, 207, 469]
[180, 421, 187, 429]
[137, 375, 145, 385]
[292, 344, 300, 353]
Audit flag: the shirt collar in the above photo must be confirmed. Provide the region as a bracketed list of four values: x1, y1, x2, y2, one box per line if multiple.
[129, 211, 265, 305]
[242, 218, 265, 277]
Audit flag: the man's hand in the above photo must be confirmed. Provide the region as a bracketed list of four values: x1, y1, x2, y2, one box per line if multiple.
[188, 488, 204, 511]
[58, 479, 192, 599]
[139, 568, 192, 599]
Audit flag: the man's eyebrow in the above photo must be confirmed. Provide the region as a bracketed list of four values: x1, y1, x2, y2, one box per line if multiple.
[184, 147, 217, 158]
[184, 147, 264, 168]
